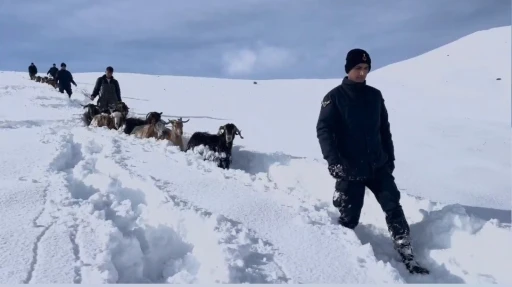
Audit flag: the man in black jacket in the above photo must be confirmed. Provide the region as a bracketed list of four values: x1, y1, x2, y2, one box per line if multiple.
[90, 66, 121, 111]
[47, 63, 58, 78]
[316, 48, 428, 274]
[55, 63, 77, 98]
[28, 63, 37, 80]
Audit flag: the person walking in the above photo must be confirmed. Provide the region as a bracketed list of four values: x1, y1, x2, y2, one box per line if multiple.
[55, 62, 77, 98]
[47, 63, 58, 79]
[316, 48, 429, 274]
[90, 66, 121, 111]
[28, 63, 37, 80]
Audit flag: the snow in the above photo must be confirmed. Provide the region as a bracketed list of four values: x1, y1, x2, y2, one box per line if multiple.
[0, 25, 510, 284]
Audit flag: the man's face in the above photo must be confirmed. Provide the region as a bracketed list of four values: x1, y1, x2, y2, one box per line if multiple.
[106, 70, 113, 78]
[347, 63, 370, 82]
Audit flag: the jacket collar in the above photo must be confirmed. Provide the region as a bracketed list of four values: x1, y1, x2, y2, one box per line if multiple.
[341, 76, 366, 98]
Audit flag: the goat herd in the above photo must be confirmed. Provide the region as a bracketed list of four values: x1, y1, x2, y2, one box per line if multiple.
[29, 76, 244, 170]
[32, 75, 58, 89]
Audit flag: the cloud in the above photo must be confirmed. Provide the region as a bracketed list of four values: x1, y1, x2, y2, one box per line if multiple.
[222, 44, 295, 76]
[0, 0, 510, 79]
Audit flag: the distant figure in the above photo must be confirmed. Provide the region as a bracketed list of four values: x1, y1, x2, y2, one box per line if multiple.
[90, 66, 121, 111]
[28, 63, 37, 80]
[47, 63, 58, 79]
[316, 48, 429, 274]
[55, 62, 77, 98]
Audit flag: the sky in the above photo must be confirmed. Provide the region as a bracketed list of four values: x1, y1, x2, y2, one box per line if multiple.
[0, 0, 510, 79]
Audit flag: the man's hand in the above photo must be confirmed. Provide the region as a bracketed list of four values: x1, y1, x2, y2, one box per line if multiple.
[328, 164, 346, 179]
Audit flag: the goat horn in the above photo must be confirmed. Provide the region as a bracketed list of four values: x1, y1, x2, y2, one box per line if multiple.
[181, 118, 190, 123]
[235, 127, 244, 139]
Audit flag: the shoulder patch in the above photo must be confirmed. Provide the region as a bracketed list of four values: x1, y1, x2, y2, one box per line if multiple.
[321, 98, 331, 107]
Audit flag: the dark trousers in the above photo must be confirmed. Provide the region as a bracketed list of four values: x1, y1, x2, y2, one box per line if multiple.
[59, 84, 73, 97]
[333, 167, 410, 242]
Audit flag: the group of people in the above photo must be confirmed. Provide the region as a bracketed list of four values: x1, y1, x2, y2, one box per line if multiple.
[28, 63, 121, 111]
[29, 62, 77, 97]
[28, 48, 428, 275]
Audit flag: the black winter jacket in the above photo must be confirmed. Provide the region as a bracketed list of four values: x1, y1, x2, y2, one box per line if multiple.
[90, 75, 121, 101]
[47, 67, 58, 78]
[316, 77, 395, 179]
[56, 69, 77, 87]
[29, 65, 37, 75]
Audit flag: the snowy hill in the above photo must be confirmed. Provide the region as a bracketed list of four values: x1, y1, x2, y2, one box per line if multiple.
[0, 25, 510, 284]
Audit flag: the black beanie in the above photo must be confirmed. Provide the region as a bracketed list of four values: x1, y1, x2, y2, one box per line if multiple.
[344, 48, 371, 74]
[61, 62, 66, 68]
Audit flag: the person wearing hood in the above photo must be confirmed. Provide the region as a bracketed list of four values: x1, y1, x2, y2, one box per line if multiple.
[316, 48, 429, 275]
[90, 66, 121, 111]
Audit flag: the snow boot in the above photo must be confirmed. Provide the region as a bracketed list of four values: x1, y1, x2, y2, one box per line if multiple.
[393, 236, 429, 275]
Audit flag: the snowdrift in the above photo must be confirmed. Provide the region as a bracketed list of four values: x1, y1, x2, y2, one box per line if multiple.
[0, 26, 510, 284]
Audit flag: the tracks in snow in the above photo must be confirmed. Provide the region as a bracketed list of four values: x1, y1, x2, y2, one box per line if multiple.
[4, 85, 399, 283]
[67, 127, 403, 284]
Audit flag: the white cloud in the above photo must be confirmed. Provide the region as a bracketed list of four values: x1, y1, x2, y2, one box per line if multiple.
[222, 44, 295, 76]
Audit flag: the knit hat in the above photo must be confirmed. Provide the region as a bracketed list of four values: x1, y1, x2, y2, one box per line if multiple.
[344, 48, 371, 74]
[61, 62, 66, 68]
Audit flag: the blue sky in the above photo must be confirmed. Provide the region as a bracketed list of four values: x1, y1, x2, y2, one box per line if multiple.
[1, 0, 510, 79]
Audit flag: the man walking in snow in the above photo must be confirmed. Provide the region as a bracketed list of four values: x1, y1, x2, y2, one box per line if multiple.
[90, 66, 121, 111]
[28, 63, 37, 80]
[316, 48, 429, 274]
[55, 63, 77, 98]
[47, 63, 58, 79]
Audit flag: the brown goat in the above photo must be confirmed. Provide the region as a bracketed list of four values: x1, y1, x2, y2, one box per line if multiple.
[159, 117, 189, 151]
[131, 121, 166, 139]
[130, 112, 165, 139]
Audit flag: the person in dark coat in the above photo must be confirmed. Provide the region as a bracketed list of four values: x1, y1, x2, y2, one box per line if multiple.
[55, 62, 77, 98]
[28, 63, 37, 80]
[316, 48, 428, 274]
[47, 63, 58, 78]
[90, 66, 121, 111]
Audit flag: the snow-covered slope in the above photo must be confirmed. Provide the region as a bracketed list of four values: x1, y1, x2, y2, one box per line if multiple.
[0, 26, 510, 284]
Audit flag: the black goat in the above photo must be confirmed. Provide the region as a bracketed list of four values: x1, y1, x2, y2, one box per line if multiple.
[186, 123, 243, 169]
[80, 103, 101, 126]
[123, 111, 163, 134]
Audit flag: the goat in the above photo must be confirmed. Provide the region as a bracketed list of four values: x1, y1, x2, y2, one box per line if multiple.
[186, 123, 243, 169]
[123, 111, 161, 134]
[159, 117, 190, 151]
[41, 76, 48, 83]
[90, 113, 115, 129]
[130, 112, 166, 139]
[35, 76, 42, 82]
[110, 101, 130, 130]
[89, 108, 115, 129]
[47, 79, 57, 88]
[80, 103, 101, 126]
